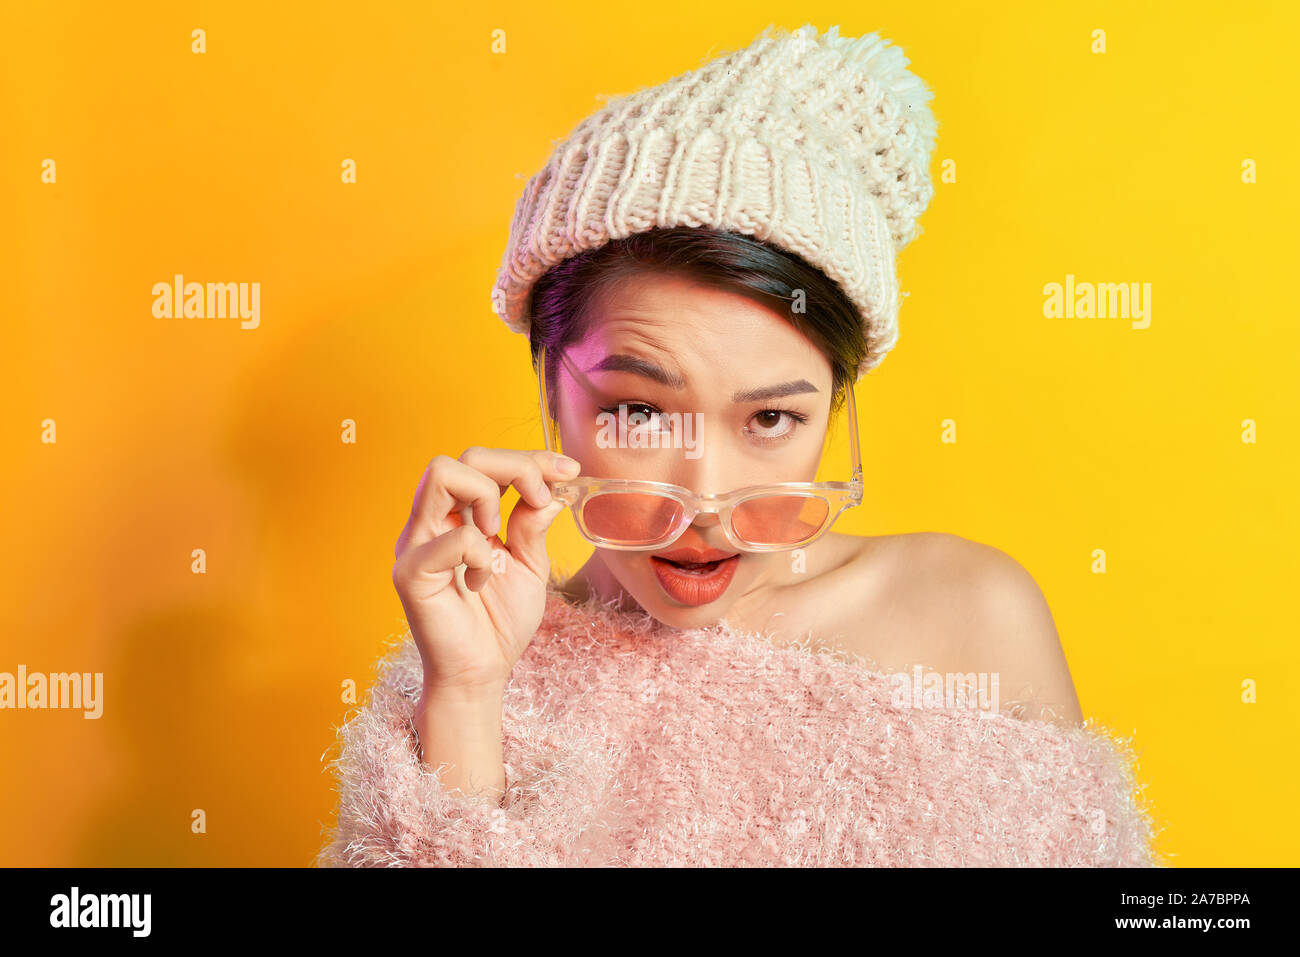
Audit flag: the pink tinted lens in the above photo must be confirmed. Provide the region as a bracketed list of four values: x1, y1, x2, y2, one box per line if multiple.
[580, 492, 684, 545]
[732, 494, 830, 546]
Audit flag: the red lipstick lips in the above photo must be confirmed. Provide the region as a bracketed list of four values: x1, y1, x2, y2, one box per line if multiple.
[650, 546, 740, 606]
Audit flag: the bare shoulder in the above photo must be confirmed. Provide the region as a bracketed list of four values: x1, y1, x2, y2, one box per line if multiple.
[833, 532, 1084, 729]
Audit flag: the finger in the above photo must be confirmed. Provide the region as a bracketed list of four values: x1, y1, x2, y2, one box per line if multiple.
[504, 498, 568, 583]
[458, 447, 581, 510]
[393, 523, 496, 600]
[462, 541, 497, 593]
[397, 454, 504, 557]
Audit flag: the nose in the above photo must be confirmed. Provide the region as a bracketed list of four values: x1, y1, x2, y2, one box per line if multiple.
[664, 415, 748, 546]
[664, 411, 743, 498]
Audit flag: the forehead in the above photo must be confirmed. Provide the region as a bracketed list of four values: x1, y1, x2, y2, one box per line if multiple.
[567, 272, 832, 385]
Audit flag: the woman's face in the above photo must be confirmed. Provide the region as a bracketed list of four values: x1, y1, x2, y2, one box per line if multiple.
[552, 270, 836, 630]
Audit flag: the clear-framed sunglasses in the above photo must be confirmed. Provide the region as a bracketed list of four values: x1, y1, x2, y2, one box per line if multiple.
[537, 345, 863, 553]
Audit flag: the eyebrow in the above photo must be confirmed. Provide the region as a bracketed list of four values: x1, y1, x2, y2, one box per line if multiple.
[732, 380, 819, 402]
[587, 353, 819, 402]
[587, 353, 686, 388]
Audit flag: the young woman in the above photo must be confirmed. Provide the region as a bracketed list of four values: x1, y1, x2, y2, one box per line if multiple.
[399, 225, 1085, 794]
[319, 23, 1157, 868]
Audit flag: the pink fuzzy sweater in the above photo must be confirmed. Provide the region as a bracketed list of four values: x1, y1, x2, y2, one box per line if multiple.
[316, 589, 1162, 867]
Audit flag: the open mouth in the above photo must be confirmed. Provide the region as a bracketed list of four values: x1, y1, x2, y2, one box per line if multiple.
[649, 550, 741, 606]
[651, 556, 732, 575]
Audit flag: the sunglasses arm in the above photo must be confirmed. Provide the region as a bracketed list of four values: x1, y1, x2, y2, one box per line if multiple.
[844, 381, 864, 493]
[538, 346, 562, 455]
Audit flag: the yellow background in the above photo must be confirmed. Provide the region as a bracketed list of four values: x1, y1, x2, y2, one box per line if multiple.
[1, 0, 1295, 866]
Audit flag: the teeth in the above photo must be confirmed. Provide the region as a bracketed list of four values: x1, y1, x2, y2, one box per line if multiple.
[666, 558, 726, 569]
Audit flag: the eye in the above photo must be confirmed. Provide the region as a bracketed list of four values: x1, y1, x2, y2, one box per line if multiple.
[596, 402, 673, 432]
[626, 403, 662, 425]
[745, 408, 810, 445]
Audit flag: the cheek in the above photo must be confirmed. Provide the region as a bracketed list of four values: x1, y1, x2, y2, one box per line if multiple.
[595, 551, 655, 599]
[791, 427, 828, 475]
[554, 405, 593, 460]
[606, 550, 651, 575]
[559, 435, 645, 477]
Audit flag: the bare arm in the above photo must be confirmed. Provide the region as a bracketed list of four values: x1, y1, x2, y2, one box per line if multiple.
[413, 686, 508, 805]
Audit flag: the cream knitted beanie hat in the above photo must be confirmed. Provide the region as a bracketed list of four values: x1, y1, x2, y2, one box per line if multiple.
[490, 22, 938, 379]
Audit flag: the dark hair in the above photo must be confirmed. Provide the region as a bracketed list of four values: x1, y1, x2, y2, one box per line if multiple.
[527, 227, 866, 418]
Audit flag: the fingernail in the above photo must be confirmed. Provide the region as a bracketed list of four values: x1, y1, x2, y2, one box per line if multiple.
[558, 456, 581, 475]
